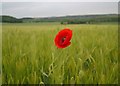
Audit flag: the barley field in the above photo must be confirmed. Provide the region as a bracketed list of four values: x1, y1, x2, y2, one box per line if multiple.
[0, 23, 2, 85]
[2, 23, 118, 84]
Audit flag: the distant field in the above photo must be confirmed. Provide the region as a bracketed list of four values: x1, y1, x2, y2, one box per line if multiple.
[2, 23, 118, 84]
[0, 23, 2, 85]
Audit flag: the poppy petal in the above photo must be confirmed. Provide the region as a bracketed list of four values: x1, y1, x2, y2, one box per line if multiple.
[54, 28, 72, 48]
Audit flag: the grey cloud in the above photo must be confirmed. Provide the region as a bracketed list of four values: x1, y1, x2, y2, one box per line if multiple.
[2, 2, 118, 18]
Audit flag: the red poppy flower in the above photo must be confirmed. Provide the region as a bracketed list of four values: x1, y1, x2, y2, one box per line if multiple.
[54, 28, 72, 48]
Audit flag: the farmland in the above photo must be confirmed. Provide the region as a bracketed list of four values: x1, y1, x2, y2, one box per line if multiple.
[2, 23, 118, 84]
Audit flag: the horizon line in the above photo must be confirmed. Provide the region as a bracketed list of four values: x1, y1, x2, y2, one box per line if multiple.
[0, 13, 118, 19]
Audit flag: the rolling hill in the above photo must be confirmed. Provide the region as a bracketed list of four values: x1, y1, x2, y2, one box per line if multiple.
[0, 14, 118, 24]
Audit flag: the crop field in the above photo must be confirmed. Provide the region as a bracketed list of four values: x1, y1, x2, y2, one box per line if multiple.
[2, 23, 118, 84]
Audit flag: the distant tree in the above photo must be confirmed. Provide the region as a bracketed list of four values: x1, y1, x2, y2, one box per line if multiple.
[66, 20, 87, 24]
[61, 21, 68, 25]
[1, 14, 118, 23]
[1, 15, 22, 23]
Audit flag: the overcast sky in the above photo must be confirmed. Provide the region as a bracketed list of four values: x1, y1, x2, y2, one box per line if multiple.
[1, 2, 118, 18]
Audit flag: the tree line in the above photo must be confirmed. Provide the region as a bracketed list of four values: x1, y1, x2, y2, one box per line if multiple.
[0, 14, 119, 24]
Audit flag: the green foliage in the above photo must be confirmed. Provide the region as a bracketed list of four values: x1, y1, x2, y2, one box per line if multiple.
[0, 15, 22, 23]
[1, 14, 118, 24]
[0, 24, 2, 85]
[2, 23, 118, 84]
